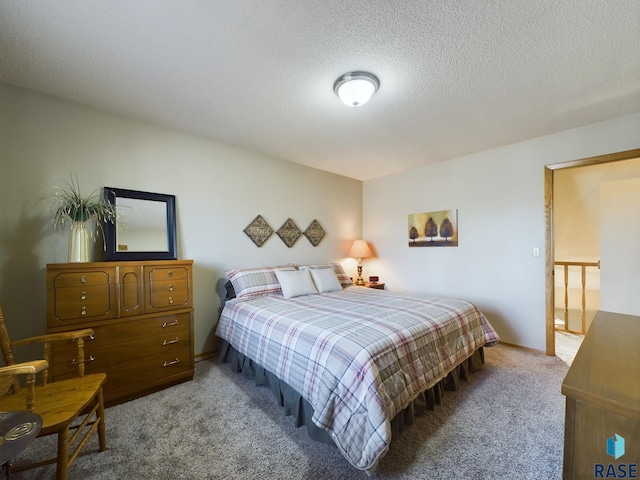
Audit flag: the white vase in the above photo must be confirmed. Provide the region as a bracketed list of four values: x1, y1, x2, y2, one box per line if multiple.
[69, 221, 90, 262]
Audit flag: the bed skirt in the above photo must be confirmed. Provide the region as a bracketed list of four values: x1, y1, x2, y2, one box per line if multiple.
[218, 340, 485, 447]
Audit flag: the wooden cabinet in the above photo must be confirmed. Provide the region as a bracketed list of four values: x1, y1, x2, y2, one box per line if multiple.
[47, 260, 194, 405]
[561, 311, 640, 479]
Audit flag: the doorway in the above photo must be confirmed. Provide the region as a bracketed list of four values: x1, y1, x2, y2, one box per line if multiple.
[545, 148, 640, 356]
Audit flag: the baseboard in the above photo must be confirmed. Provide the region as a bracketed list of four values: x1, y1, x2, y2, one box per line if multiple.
[498, 341, 546, 356]
[195, 350, 218, 362]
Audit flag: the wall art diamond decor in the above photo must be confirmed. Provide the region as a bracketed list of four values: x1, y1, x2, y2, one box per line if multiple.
[276, 218, 302, 248]
[408, 209, 458, 247]
[243, 215, 273, 247]
[303, 220, 325, 247]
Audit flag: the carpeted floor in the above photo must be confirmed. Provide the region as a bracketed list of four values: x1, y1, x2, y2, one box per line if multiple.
[10, 344, 570, 479]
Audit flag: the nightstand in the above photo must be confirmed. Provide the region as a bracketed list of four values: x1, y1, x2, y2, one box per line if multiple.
[363, 282, 385, 290]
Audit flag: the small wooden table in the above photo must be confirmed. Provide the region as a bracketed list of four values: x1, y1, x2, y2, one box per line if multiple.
[0, 411, 42, 478]
[363, 282, 385, 290]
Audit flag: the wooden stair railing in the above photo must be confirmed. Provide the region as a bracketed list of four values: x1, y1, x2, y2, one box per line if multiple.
[555, 260, 600, 334]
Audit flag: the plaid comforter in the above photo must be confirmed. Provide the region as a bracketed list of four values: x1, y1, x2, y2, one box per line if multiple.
[216, 287, 499, 472]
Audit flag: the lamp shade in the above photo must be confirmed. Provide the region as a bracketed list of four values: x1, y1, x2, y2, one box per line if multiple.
[348, 240, 373, 259]
[334, 72, 379, 107]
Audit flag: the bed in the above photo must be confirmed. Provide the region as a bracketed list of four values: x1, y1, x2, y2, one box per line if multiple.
[215, 264, 499, 474]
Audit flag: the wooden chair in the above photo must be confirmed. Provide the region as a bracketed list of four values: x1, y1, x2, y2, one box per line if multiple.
[0, 306, 107, 479]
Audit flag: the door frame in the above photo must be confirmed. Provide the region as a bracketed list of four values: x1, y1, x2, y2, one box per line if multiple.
[545, 148, 640, 355]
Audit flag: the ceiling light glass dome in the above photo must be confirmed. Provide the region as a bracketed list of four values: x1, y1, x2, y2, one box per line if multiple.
[333, 72, 380, 107]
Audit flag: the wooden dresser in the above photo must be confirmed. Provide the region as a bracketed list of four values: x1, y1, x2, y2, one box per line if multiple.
[561, 311, 640, 479]
[46, 260, 194, 405]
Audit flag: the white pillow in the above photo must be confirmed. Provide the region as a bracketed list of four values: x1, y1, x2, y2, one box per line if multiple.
[298, 263, 353, 286]
[309, 267, 343, 293]
[275, 269, 318, 299]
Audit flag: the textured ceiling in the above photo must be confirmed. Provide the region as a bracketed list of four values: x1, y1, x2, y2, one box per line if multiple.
[1, 1, 639, 180]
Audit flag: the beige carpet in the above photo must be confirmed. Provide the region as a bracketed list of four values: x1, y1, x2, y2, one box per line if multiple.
[11, 343, 570, 479]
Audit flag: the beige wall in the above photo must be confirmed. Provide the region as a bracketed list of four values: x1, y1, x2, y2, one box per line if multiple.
[554, 158, 640, 262]
[363, 113, 640, 351]
[553, 158, 640, 330]
[0, 82, 363, 356]
[600, 177, 640, 315]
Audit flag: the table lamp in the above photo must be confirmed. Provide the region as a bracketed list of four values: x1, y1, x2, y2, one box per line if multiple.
[348, 239, 373, 286]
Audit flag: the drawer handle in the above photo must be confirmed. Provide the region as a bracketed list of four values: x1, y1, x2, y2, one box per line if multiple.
[168, 284, 174, 292]
[169, 296, 174, 304]
[71, 356, 95, 365]
[163, 358, 180, 367]
[80, 275, 87, 284]
[162, 338, 180, 346]
[162, 320, 180, 328]
[80, 291, 87, 301]
[167, 271, 173, 278]
[81, 306, 87, 316]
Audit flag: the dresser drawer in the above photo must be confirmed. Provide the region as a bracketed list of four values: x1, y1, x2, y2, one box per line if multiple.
[48, 267, 117, 327]
[53, 342, 192, 401]
[99, 340, 191, 400]
[51, 269, 115, 288]
[146, 280, 190, 311]
[49, 285, 116, 325]
[145, 265, 192, 313]
[146, 265, 190, 282]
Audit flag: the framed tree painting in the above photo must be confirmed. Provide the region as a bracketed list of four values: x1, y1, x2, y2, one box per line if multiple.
[408, 209, 458, 247]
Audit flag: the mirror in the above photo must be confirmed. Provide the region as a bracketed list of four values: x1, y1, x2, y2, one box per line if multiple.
[103, 187, 177, 261]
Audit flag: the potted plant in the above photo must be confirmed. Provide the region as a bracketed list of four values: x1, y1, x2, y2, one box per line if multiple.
[47, 173, 117, 262]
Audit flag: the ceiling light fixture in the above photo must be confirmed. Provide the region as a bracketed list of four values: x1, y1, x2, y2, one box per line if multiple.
[333, 71, 379, 107]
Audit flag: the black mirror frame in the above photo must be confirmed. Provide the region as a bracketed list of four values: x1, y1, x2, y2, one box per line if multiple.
[103, 187, 177, 261]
